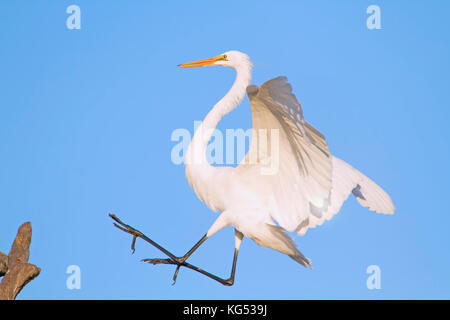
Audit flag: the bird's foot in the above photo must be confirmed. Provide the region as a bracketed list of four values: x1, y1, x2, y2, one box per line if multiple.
[142, 256, 186, 265]
[142, 258, 178, 265]
[142, 257, 187, 285]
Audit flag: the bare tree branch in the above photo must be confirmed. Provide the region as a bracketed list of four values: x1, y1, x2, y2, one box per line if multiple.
[0, 252, 8, 277]
[8, 222, 32, 270]
[0, 263, 40, 300]
[0, 222, 41, 300]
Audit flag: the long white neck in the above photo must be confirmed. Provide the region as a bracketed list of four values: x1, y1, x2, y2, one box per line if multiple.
[185, 62, 252, 207]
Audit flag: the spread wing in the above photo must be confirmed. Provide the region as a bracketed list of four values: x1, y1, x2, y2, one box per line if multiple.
[241, 76, 333, 234]
[240, 76, 395, 235]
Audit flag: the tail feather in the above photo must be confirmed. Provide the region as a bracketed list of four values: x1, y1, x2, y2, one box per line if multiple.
[266, 224, 312, 268]
[290, 252, 313, 269]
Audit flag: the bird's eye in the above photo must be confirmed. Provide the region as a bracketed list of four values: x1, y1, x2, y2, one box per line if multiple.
[223, 54, 228, 60]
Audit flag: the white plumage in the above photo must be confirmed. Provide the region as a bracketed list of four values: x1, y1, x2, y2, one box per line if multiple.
[177, 50, 394, 280]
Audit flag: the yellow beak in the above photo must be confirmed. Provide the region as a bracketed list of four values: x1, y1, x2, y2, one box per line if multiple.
[178, 55, 225, 68]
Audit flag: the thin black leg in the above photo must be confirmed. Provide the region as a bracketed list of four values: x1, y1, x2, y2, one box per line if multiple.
[110, 214, 243, 286]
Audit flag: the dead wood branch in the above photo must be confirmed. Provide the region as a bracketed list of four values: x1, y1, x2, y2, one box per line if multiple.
[0, 222, 41, 300]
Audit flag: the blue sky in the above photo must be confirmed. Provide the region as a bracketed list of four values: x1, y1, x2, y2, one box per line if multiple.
[0, 1, 449, 299]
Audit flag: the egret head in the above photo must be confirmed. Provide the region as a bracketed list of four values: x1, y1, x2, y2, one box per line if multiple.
[178, 50, 252, 70]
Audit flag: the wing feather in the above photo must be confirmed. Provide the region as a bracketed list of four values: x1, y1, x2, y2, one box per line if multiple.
[242, 76, 332, 233]
[242, 76, 395, 236]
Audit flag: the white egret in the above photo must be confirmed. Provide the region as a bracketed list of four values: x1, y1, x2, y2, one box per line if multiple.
[143, 50, 395, 286]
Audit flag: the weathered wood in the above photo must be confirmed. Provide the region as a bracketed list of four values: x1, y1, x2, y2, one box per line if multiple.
[0, 263, 40, 300]
[0, 222, 40, 300]
[0, 252, 8, 277]
[8, 222, 32, 269]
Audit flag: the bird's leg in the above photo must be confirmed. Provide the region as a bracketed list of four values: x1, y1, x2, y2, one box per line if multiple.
[109, 213, 243, 286]
[141, 234, 207, 267]
[144, 213, 231, 281]
[167, 226, 243, 284]
[221, 229, 243, 286]
[179, 234, 208, 263]
[164, 234, 209, 283]
[142, 234, 209, 284]
[109, 213, 179, 260]
[184, 229, 243, 285]
[148, 229, 243, 286]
